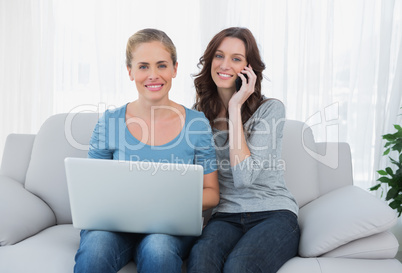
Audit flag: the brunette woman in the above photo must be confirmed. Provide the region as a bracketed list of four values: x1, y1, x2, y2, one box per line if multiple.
[187, 27, 299, 273]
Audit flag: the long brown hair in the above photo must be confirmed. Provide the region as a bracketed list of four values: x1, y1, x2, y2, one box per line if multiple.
[194, 27, 266, 128]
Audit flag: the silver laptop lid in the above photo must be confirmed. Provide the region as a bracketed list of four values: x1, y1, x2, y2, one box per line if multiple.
[65, 157, 204, 236]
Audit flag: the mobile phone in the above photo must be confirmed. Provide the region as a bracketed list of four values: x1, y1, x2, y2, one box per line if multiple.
[235, 73, 248, 91]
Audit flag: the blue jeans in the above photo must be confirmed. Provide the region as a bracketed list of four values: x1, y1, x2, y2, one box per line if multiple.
[187, 210, 300, 273]
[74, 230, 196, 273]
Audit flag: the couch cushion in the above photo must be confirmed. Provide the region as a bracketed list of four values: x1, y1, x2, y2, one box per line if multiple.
[25, 113, 99, 224]
[0, 176, 56, 246]
[277, 257, 402, 273]
[298, 185, 398, 257]
[0, 225, 80, 273]
[322, 231, 399, 259]
[282, 120, 320, 207]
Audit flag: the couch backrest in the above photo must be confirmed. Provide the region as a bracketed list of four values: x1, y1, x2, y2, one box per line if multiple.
[282, 120, 320, 208]
[0, 134, 36, 184]
[23, 114, 334, 223]
[25, 113, 99, 224]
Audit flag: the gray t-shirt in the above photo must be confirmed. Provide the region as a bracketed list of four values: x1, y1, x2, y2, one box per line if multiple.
[212, 99, 298, 215]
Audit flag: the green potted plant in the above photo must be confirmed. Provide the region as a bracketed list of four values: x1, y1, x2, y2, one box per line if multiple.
[370, 120, 402, 216]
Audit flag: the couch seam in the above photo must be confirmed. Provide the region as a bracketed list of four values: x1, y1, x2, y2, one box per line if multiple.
[316, 257, 323, 273]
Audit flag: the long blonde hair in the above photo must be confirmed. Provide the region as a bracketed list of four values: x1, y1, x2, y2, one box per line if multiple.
[126, 28, 177, 68]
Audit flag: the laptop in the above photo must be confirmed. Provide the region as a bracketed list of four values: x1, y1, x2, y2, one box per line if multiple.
[64, 157, 204, 236]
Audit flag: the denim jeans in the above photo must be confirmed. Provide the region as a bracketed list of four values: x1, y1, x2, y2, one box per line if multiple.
[74, 230, 196, 273]
[187, 210, 300, 273]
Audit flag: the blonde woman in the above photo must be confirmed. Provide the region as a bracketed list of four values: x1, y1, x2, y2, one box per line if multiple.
[74, 28, 219, 273]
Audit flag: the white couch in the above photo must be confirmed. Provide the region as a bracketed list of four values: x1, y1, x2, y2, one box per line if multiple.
[1, 112, 401, 273]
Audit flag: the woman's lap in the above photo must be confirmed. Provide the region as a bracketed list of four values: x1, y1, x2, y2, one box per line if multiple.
[75, 230, 195, 273]
[187, 210, 300, 273]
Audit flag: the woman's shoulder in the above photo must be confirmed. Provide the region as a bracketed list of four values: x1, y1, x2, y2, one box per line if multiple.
[184, 105, 208, 120]
[95, 104, 127, 128]
[183, 106, 211, 130]
[260, 97, 285, 110]
[253, 98, 285, 119]
[102, 104, 127, 118]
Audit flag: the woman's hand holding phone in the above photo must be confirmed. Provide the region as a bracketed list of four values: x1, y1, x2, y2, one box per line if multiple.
[235, 74, 247, 91]
[229, 64, 256, 108]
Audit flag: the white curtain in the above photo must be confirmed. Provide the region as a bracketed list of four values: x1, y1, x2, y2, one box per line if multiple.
[0, 0, 55, 145]
[1, 0, 401, 190]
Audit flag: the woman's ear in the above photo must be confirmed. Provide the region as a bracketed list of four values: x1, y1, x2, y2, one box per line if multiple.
[172, 62, 178, 78]
[127, 66, 134, 81]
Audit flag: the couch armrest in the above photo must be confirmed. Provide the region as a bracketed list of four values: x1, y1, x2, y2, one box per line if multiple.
[0, 175, 56, 246]
[0, 134, 36, 184]
[316, 142, 353, 195]
[298, 185, 397, 257]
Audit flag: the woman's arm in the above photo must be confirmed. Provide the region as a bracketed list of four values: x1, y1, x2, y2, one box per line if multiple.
[202, 170, 219, 211]
[230, 100, 285, 189]
[227, 65, 256, 166]
[227, 66, 286, 189]
[88, 111, 114, 159]
[190, 110, 220, 210]
[228, 103, 251, 166]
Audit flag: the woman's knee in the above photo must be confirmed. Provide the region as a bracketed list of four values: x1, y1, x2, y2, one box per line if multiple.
[75, 230, 133, 272]
[136, 234, 184, 272]
[77, 230, 119, 258]
[187, 239, 223, 273]
[139, 234, 179, 255]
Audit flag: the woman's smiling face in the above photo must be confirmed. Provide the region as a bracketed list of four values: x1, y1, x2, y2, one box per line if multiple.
[128, 41, 178, 103]
[211, 37, 247, 92]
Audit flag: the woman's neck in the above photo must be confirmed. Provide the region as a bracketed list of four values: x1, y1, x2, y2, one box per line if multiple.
[128, 98, 178, 121]
[217, 87, 236, 109]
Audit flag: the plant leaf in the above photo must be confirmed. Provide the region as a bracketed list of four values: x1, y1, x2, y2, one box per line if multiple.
[385, 167, 394, 176]
[392, 142, 402, 153]
[389, 157, 398, 166]
[395, 124, 402, 131]
[369, 184, 381, 191]
[385, 141, 394, 148]
[383, 148, 391, 156]
[377, 170, 388, 176]
[386, 188, 399, 201]
[395, 194, 402, 201]
[389, 199, 401, 209]
[395, 130, 402, 138]
[383, 134, 396, 141]
[378, 176, 391, 183]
